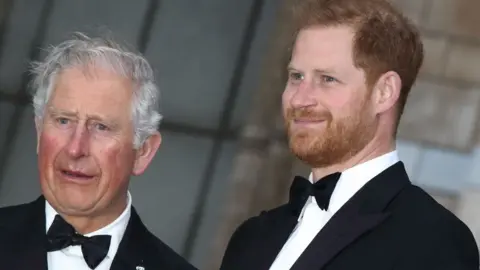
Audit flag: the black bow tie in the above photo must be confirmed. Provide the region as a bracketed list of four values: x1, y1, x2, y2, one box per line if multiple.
[46, 214, 112, 269]
[289, 172, 341, 216]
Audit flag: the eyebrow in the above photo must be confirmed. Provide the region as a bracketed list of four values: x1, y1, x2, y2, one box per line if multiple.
[287, 65, 300, 72]
[287, 65, 337, 75]
[88, 115, 119, 129]
[313, 68, 337, 75]
[47, 107, 118, 126]
[47, 107, 77, 118]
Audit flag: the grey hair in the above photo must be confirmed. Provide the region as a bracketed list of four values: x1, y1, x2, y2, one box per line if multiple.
[30, 32, 162, 148]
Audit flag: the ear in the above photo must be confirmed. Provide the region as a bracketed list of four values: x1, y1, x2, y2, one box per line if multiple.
[371, 71, 401, 114]
[35, 117, 42, 154]
[132, 131, 162, 176]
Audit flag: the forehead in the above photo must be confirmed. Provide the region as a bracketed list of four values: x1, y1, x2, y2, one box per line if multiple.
[291, 26, 356, 69]
[49, 66, 134, 119]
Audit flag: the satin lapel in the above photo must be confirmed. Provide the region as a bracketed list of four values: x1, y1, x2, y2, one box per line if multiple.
[110, 207, 149, 270]
[1, 196, 48, 270]
[248, 207, 299, 270]
[291, 210, 390, 270]
[291, 162, 410, 270]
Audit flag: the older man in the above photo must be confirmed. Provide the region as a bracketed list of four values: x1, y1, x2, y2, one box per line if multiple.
[220, 0, 479, 270]
[0, 33, 196, 270]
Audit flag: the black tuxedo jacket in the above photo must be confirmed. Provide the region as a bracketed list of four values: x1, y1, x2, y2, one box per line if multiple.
[220, 162, 479, 270]
[0, 196, 197, 270]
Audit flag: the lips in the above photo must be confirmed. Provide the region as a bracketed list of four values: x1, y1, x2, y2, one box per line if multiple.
[60, 169, 95, 180]
[294, 118, 325, 122]
[292, 118, 327, 125]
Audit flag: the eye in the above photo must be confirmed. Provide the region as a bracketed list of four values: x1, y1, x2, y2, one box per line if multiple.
[94, 123, 109, 131]
[56, 117, 70, 125]
[321, 75, 337, 83]
[288, 71, 304, 83]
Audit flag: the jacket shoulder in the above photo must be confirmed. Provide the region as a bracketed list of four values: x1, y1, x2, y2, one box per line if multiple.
[0, 198, 42, 226]
[389, 185, 479, 268]
[127, 208, 197, 270]
[392, 185, 479, 263]
[396, 185, 471, 228]
[220, 204, 291, 265]
[232, 204, 291, 237]
[145, 230, 197, 269]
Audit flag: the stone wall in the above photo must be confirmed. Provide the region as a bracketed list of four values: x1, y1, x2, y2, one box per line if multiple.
[206, 3, 295, 269]
[392, 0, 480, 246]
[393, 0, 480, 151]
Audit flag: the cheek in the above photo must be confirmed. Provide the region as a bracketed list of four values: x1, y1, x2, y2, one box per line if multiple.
[329, 91, 364, 117]
[282, 89, 294, 111]
[97, 143, 135, 182]
[282, 85, 296, 100]
[326, 91, 350, 109]
[38, 133, 63, 165]
[336, 100, 369, 124]
[37, 133, 64, 185]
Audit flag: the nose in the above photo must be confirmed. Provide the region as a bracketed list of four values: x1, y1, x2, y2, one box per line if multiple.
[66, 124, 90, 158]
[289, 82, 317, 109]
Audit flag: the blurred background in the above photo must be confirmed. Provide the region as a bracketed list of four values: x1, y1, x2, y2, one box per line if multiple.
[0, 0, 479, 269]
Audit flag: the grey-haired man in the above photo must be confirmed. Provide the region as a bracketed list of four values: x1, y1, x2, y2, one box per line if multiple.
[0, 33, 196, 270]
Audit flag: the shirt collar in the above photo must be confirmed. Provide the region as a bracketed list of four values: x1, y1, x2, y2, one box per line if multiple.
[45, 191, 132, 259]
[307, 150, 399, 215]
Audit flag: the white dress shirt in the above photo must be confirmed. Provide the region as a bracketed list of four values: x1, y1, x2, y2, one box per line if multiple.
[46, 192, 132, 270]
[269, 151, 399, 270]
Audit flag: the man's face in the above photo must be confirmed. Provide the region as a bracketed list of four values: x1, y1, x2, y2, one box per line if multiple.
[36, 66, 154, 217]
[283, 26, 377, 168]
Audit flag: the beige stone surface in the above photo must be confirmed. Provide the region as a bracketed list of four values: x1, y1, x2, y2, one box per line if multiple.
[390, 0, 426, 25]
[426, 189, 459, 213]
[420, 35, 449, 76]
[207, 2, 295, 269]
[455, 189, 480, 245]
[207, 148, 268, 270]
[398, 79, 480, 150]
[291, 158, 310, 179]
[445, 42, 480, 83]
[425, 0, 480, 39]
[251, 140, 294, 213]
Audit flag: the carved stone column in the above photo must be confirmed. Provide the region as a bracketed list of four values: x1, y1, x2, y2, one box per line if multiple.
[250, 114, 295, 214]
[206, 1, 296, 269]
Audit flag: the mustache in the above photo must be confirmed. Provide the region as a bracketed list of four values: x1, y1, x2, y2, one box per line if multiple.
[286, 108, 332, 121]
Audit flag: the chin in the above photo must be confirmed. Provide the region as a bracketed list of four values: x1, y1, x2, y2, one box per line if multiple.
[290, 144, 318, 160]
[57, 201, 99, 216]
[48, 189, 99, 214]
[290, 134, 322, 150]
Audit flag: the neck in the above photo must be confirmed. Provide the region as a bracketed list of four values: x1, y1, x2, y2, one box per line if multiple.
[61, 194, 128, 234]
[311, 137, 395, 182]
